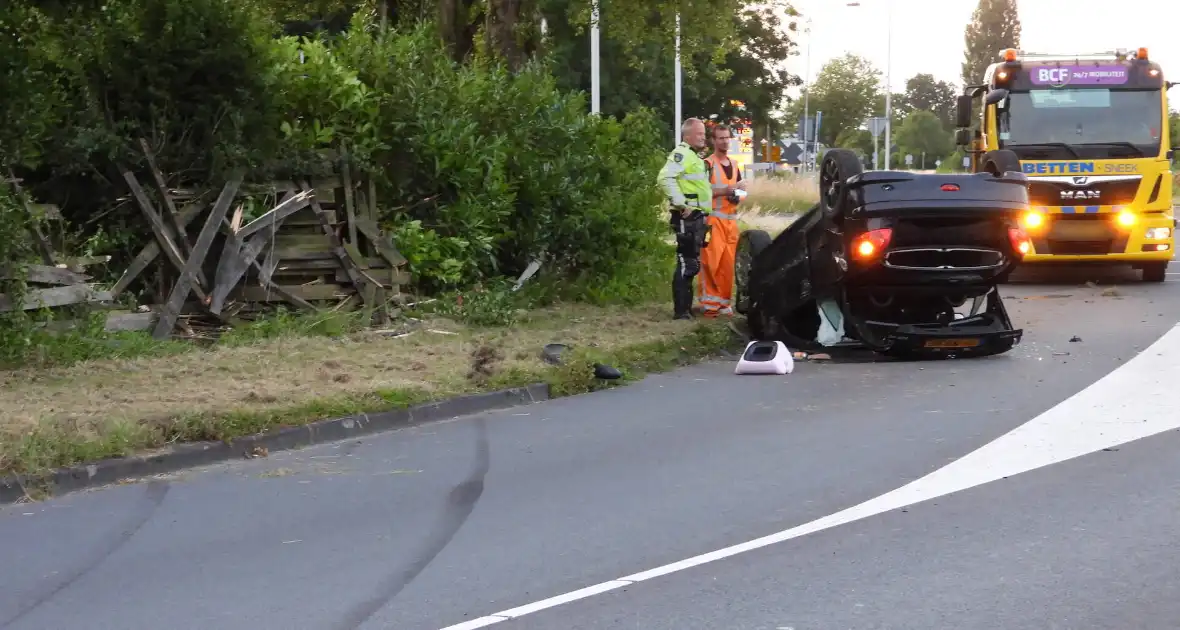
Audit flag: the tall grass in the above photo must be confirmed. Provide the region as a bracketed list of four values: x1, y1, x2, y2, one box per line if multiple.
[744, 172, 819, 214]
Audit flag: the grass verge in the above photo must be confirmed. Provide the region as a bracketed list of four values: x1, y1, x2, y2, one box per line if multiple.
[0, 302, 738, 479]
[744, 172, 818, 215]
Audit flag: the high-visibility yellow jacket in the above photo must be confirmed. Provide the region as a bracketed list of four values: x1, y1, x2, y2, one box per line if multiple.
[657, 142, 712, 212]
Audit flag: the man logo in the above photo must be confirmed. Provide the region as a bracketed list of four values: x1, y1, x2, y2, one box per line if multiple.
[1061, 189, 1099, 200]
[1072, 176, 1089, 185]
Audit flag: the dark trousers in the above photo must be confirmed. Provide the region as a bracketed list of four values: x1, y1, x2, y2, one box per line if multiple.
[670, 209, 708, 317]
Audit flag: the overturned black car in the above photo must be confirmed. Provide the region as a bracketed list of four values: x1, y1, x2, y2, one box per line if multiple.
[734, 148, 1031, 360]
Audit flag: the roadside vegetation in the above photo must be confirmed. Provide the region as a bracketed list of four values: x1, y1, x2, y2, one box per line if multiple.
[0, 0, 794, 479]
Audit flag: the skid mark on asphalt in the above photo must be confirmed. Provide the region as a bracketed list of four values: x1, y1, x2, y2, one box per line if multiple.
[0, 481, 170, 629]
[437, 323, 1180, 629]
[337, 416, 491, 630]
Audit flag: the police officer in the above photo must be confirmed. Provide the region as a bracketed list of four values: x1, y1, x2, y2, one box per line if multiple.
[658, 118, 713, 320]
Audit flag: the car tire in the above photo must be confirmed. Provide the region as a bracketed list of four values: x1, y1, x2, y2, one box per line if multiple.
[818, 148, 864, 220]
[734, 229, 772, 316]
[981, 149, 1022, 176]
[1142, 261, 1168, 282]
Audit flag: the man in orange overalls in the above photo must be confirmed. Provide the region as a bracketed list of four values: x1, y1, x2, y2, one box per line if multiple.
[698, 124, 746, 318]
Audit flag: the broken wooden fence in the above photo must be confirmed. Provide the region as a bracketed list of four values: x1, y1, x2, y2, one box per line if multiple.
[112, 154, 410, 339]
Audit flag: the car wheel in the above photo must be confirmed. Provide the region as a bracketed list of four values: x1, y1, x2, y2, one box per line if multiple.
[734, 229, 772, 316]
[981, 149, 1022, 176]
[1142, 261, 1168, 282]
[818, 148, 864, 220]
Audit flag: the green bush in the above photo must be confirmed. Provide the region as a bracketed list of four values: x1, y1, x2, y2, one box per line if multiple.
[4, 4, 671, 309]
[272, 23, 670, 295]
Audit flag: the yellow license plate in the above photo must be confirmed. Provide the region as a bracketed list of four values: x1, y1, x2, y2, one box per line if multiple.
[924, 338, 981, 348]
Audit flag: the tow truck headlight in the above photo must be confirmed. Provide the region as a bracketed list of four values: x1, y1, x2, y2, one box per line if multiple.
[1116, 210, 1137, 227]
[1145, 227, 1171, 240]
[1021, 210, 1045, 230]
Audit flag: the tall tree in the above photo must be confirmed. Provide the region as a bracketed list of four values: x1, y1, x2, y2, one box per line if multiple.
[897, 73, 957, 130]
[961, 0, 1020, 86]
[540, 0, 801, 139]
[785, 53, 881, 146]
[894, 110, 954, 164]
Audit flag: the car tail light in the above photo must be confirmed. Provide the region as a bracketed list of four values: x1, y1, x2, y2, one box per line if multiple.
[940, 184, 960, 191]
[852, 228, 892, 259]
[1008, 227, 1032, 257]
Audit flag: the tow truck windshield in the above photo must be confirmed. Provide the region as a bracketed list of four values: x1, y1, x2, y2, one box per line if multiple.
[997, 87, 1163, 160]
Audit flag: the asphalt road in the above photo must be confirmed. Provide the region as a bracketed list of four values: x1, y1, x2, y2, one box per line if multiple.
[3, 258, 1180, 630]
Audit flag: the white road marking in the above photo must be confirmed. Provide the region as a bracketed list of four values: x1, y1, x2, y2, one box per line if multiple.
[438, 323, 1180, 629]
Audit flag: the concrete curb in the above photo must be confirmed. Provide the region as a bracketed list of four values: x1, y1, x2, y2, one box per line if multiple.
[0, 383, 550, 505]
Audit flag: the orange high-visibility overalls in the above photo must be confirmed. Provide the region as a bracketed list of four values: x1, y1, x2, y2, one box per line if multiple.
[698, 155, 742, 317]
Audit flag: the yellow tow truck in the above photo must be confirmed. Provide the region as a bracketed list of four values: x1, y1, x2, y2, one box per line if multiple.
[954, 47, 1176, 281]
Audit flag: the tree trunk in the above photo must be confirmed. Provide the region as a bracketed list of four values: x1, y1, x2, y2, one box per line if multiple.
[438, 0, 478, 62]
[485, 0, 525, 71]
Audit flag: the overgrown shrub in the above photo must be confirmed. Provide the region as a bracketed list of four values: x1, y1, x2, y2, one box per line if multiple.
[3, 4, 671, 307]
[271, 22, 670, 294]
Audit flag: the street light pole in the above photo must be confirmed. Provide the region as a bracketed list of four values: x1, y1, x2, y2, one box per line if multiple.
[590, 1, 600, 114]
[802, 17, 812, 172]
[674, 12, 682, 144]
[884, 0, 893, 169]
[846, 0, 893, 169]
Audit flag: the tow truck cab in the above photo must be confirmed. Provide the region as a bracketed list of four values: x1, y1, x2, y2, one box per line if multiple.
[953, 47, 1176, 281]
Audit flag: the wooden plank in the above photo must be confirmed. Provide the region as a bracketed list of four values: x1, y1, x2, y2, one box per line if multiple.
[277, 206, 326, 227]
[153, 174, 242, 339]
[259, 243, 279, 285]
[236, 190, 313, 239]
[342, 242, 385, 290]
[335, 267, 410, 285]
[270, 249, 336, 261]
[299, 179, 373, 300]
[341, 160, 358, 245]
[110, 201, 205, 296]
[353, 216, 408, 266]
[209, 220, 281, 313]
[234, 284, 355, 302]
[139, 138, 194, 258]
[274, 232, 332, 247]
[274, 257, 386, 272]
[122, 170, 210, 293]
[0, 265, 90, 286]
[367, 177, 378, 221]
[0, 285, 113, 312]
[105, 311, 156, 332]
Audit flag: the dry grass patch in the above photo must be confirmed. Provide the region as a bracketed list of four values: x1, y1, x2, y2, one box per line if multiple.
[744, 172, 818, 215]
[0, 302, 734, 477]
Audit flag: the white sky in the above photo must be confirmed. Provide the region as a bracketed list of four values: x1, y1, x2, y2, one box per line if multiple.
[783, 0, 1179, 108]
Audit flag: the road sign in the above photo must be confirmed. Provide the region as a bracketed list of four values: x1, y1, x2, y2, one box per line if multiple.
[962, 156, 970, 168]
[770, 145, 782, 162]
[904, 154, 913, 166]
[867, 117, 887, 138]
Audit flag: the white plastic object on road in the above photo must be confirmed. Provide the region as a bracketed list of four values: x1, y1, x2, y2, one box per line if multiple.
[734, 340, 794, 375]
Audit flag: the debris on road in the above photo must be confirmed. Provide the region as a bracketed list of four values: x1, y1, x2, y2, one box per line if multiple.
[1069, 336, 1082, 343]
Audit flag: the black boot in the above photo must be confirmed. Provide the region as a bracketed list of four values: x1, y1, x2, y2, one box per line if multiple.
[672, 256, 697, 319]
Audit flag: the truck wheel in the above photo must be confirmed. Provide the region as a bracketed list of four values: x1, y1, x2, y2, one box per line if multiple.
[818, 148, 864, 220]
[1142, 261, 1168, 282]
[981, 149, 1022, 176]
[734, 229, 772, 315]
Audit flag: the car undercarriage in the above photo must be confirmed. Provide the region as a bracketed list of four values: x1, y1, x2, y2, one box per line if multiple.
[733, 148, 1031, 359]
